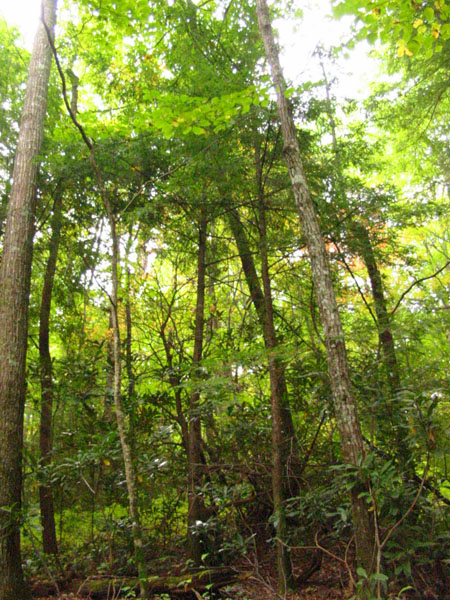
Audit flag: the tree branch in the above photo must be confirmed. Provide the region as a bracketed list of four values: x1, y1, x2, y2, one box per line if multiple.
[390, 260, 450, 315]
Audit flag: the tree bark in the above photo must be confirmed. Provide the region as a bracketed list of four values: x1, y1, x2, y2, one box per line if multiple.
[353, 224, 401, 392]
[0, 2, 56, 598]
[351, 222, 412, 468]
[103, 307, 115, 423]
[107, 217, 149, 598]
[227, 209, 297, 457]
[43, 27, 150, 590]
[187, 211, 209, 566]
[39, 191, 63, 556]
[255, 0, 375, 574]
[256, 155, 293, 588]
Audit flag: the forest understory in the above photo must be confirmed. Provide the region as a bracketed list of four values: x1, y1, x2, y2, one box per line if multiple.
[29, 546, 449, 600]
[1, 1, 450, 600]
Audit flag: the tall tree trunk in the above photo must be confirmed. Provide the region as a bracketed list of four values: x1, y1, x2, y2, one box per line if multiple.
[351, 223, 411, 469]
[0, 2, 56, 598]
[39, 191, 62, 556]
[45, 30, 150, 590]
[353, 224, 401, 392]
[187, 211, 209, 566]
[320, 57, 408, 471]
[227, 209, 297, 453]
[256, 0, 375, 573]
[103, 307, 115, 423]
[255, 140, 293, 589]
[107, 217, 149, 598]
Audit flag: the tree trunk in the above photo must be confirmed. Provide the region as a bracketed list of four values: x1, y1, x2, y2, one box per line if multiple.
[39, 191, 63, 556]
[255, 139, 294, 588]
[352, 222, 411, 468]
[46, 32, 150, 590]
[228, 204, 296, 588]
[107, 216, 149, 598]
[255, 0, 375, 574]
[103, 307, 115, 423]
[227, 209, 297, 456]
[353, 224, 401, 392]
[0, 2, 56, 598]
[187, 211, 209, 566]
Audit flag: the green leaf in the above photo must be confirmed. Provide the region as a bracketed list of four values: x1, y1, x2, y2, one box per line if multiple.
[424, 6, 435, 20]
[356, 567, 367, 579]
[371, 572, 388, 582]
[284, 87, 295, 99]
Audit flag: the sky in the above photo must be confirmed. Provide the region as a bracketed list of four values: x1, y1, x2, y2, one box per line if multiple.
[0, 0, 40, 49]
[0, 0, 374, 100]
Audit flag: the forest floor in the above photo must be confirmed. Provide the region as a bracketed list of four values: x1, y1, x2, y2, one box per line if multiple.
[29, 541, 438, 600]
[30, 553, 417, 600]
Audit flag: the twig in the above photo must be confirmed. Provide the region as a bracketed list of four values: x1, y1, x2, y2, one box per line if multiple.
[390, 260, 450, 315]
[298, 411, 327, 476]
[23, 520, 62, 599]
[81, 473, 96, 495]
[332, 240, 378, 325]
[314, 531, 356, 589]
[380, 457, 430, 550]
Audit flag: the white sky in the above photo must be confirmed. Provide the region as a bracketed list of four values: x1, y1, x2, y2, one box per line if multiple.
[0, 0, 40, 48]
[0, 0, 375, 100]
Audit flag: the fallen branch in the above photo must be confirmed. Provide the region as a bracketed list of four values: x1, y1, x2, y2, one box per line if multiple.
[31, 567, 250, 599]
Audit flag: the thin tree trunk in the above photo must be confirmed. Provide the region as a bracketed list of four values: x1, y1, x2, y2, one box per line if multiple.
[0, 2, 56, 598]
[353, 224, 401, 391]
[256, 0, 375, 573]
[255, 141, 293, 589]
[108, 217, 149, 598]
[187, 211, 209, 566]
[103, 307, 115, 423]
[227, 209, 297, 451]
[351, 223, 412, 470]
[39, 191, 63, 556]
[43, 28, 150, 590]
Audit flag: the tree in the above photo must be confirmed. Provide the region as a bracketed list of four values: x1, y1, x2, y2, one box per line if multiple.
[255, 0, 375, 576]
[39, 187, 63, 556]
[0, 1, 56, 598]
[187, 209, 209, 566]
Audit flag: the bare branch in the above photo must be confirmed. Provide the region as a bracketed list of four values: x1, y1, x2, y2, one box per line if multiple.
[390, 260, 450, 315]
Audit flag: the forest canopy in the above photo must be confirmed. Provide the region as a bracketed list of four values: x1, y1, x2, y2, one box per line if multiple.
[0, 1, 449, 600]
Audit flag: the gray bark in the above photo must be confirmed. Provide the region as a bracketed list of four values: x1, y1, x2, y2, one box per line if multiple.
[255, 0, 375, 574]
[43, 28, 150, 591]
[107, 216, 149, 598]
